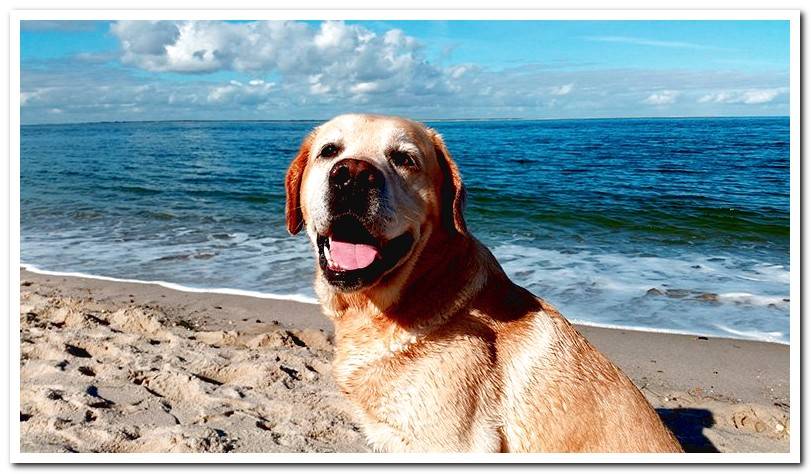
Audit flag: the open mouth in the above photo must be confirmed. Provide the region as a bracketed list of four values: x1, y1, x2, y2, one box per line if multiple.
[316, 215, 414, 292]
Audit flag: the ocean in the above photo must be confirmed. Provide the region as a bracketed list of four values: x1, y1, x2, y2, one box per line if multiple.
[20, 117, 790, 343]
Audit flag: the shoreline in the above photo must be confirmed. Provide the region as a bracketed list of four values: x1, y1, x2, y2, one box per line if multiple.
[18, 268, 790, 453]
[19, 264, 788, 346]
[21, 264, 319, 305]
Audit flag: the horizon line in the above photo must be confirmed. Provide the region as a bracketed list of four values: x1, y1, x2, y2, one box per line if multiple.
[20, 114, 790, 127]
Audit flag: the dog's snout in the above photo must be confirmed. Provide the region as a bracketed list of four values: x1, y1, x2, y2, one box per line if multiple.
[329, 159, 382, 192]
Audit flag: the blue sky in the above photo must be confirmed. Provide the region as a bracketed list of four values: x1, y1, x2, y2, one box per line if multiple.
[20, 20, 790, 123]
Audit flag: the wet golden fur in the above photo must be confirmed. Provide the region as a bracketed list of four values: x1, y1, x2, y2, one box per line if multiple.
[286, 114, 682, 453]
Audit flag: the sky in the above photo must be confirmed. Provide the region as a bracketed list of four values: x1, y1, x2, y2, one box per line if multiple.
[20, 19, 790, 124]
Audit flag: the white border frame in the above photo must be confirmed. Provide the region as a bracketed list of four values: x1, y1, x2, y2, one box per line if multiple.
[9, 9, 801, 464]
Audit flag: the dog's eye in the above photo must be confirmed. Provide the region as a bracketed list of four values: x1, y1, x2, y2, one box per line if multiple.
[319, 143, 341, 159]
[389, 150, 416, 169]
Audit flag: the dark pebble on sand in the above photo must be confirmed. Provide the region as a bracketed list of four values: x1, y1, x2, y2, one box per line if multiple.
[66, 344, 92, 358]
[176, 320, 195, 330]
[47, 390, 64, 400]
[78, 366, 96, 377]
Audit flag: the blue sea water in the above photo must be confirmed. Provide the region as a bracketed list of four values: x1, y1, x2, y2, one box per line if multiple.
[20, 117, 791, 342]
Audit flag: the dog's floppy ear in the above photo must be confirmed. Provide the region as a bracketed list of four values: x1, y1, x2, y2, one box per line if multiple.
[430, 130, 467, 236]
[285, 133, 313, 235]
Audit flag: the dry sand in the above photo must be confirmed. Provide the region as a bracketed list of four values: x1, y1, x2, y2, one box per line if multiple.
[18, 268, 789, 453]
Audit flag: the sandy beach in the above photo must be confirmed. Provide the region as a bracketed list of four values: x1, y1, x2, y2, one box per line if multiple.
[18, 268, 790, 454]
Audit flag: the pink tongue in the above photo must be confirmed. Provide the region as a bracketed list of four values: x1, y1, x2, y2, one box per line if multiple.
[329, 239, 379, 270]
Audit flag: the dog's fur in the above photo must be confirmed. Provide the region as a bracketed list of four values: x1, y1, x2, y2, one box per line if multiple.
[285, 114, 683, 453]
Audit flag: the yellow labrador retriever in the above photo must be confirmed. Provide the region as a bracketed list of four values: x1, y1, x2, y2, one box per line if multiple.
[285, 114, 682, 453]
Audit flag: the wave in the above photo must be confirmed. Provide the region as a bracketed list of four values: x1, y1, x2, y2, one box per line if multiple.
[710, 324, 787, 344]
[490, 243, 789, 343]
[718, 292, 789, 307]
[20, 263, 319, 305]
[185, 189, 278, 204]
[566, 319, 788, 345]
[20, 256, 790, 345]
[112, 185, 163, 196]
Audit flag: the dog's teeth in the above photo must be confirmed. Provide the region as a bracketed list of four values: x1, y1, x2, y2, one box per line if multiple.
[324, 245, 338, 270]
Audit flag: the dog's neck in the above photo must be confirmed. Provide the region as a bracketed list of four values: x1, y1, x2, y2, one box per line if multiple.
[317, 228, 490, 331]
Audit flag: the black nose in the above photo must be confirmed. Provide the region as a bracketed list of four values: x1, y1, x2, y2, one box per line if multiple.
[329, 159, 382, 192]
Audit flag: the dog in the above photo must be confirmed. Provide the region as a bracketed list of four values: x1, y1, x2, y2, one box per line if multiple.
[285, 114, 683, 453]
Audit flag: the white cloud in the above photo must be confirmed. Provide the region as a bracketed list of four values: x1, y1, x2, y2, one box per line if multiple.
[207, 79, 275, 104]
[550, 83, 574, 96]
[698, 91, 732, 103]
[448, 65, 470, 79]
[741, 89, 781, 104]
[350, 82, 380, 94]
[642, 90, 680, 105]
[584, 35, 730, 51]
[698, 88, 786, 105]
[20, 90, 41, 106]
[110, 20, 454, 103]
[111, 21, 180, 60]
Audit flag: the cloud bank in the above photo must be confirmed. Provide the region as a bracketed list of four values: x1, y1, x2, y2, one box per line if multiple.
[698, 88, 787, 105]
[20, 20, 790, 123]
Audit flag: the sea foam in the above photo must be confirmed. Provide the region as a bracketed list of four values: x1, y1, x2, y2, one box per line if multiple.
[21, 263, 319, 305]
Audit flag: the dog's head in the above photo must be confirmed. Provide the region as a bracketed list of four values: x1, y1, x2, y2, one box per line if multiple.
[285, 114, 466, 293]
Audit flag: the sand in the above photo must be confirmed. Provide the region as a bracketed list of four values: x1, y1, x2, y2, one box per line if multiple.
[17, 268, 789, 453]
